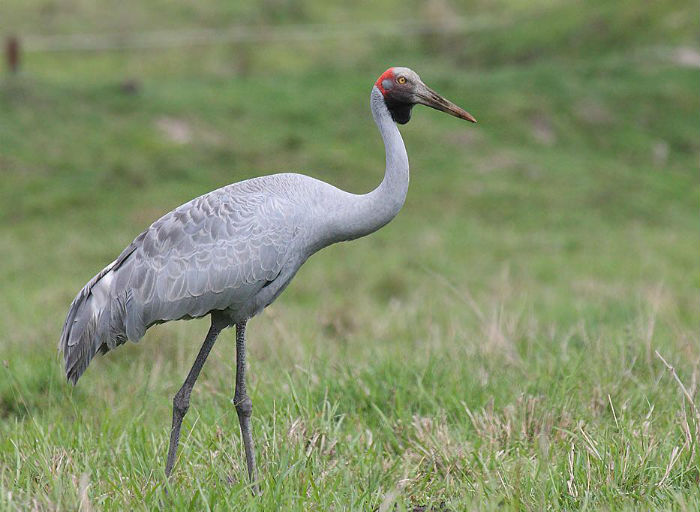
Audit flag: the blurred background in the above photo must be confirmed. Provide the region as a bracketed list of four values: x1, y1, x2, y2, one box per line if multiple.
[0, 0, 698, 509]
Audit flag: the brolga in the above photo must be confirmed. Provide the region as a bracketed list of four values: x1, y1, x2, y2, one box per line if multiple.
[59, 67, 476, 492]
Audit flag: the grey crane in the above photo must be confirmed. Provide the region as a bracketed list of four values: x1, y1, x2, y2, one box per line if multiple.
[59, 67, 476, 491]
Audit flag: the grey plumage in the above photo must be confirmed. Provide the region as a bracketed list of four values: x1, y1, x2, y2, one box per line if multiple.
[61, 174, 329, 382]
[58, 67, 476, 485]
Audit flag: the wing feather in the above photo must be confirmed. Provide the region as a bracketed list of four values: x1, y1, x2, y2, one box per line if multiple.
[115, 180, 302, 328]
[59, 173, 324, 383]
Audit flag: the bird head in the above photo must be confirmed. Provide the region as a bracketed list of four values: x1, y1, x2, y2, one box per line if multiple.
[375, 67, 477, 125]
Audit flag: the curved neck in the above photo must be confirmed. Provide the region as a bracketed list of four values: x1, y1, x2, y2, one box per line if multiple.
[330, 86, 409, 242]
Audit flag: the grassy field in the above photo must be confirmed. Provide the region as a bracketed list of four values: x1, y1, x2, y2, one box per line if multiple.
[1, 0, 699, 510]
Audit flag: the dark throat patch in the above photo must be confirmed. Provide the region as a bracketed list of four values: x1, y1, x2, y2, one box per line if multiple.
[384, 96, 414, 125]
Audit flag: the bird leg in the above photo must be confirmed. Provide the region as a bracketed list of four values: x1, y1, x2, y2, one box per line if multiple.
[165, 314, 225, 478]
[234, 321, 259, 493]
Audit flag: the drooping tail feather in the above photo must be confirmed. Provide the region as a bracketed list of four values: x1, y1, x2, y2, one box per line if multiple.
[58, 261, 128, 384]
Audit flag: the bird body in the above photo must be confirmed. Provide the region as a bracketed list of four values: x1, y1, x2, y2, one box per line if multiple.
[60, 87, 411, 383]
[59, 67, 475, 488]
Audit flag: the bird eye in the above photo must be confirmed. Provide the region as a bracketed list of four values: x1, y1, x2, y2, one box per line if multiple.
[397, 76, 407, 84]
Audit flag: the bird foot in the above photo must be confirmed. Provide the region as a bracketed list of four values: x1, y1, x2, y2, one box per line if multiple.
[224, 474, 260, 495]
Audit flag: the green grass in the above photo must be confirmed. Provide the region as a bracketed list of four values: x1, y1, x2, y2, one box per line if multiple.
[1, 0, 699, 510]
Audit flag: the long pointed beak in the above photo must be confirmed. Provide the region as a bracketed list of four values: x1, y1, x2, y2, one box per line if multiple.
[416, 85, 477, 123]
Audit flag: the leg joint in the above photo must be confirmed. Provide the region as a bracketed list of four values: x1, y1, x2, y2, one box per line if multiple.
[173, 388, 190, 416]
[234, 394, 253, 417]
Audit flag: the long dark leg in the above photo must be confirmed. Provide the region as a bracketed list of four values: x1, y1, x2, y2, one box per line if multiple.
[165, 314, 226, 477]
[234, 321, 259, 493]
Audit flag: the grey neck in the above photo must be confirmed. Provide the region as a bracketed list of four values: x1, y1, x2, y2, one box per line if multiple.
[329, 86, 409, 242]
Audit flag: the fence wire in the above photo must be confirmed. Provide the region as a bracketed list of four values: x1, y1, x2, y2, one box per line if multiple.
[18, 17, 503, 53]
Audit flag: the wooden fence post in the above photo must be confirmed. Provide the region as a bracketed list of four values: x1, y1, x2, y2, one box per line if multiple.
[6, 36, 20, 73]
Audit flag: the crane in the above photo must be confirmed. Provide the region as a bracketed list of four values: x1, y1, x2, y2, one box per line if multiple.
[59, 67, 476, 492]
